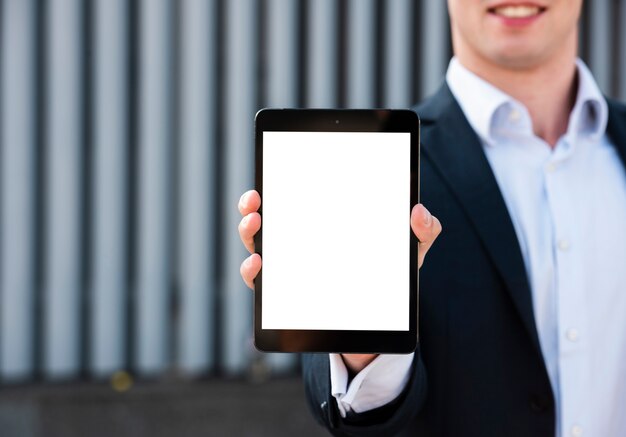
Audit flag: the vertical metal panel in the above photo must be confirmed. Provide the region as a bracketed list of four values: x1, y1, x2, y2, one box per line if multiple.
[266, 0, 298, 107]
[0, 0, 37, 381]
[588, 0, 611, 94]
[1, 0, 625, 386]
[384, 0, 412, 108]
[136, 0, 172, 374]
[619, 2, 626, 101]
[306, 0, 337, 107]
[420, 0, 449, 98]
[43, 0, 84, 378]
[90, 0, 128, 376]
[177, 0, 216, 374]
[346, 0, 376, 107]
[222, 0, 257, 374]
[264, 0, 298, 373]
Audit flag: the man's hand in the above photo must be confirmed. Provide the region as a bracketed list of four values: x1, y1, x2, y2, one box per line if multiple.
[238, 190, 263, 289]
[238, 189, 442, 373]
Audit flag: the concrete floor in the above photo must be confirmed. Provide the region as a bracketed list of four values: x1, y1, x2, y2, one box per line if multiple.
[0, 377, 329, 437]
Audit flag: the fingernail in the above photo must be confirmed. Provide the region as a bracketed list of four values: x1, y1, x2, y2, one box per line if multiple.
[244, 256, 252, 267]
[423, 208, 432, 226]
[242, 215, 249, 227]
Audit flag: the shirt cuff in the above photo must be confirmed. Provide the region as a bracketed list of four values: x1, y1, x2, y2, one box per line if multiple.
[329, 353, 414, 418]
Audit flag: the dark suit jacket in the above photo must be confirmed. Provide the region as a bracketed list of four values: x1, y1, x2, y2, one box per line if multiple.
[303, 84, 626, 437]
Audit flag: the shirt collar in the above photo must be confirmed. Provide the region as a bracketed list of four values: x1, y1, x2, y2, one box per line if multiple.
[569, 60, 608, 141]
[445, 57, 608, 146]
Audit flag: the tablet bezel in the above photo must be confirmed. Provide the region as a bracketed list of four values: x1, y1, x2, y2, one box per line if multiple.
[254, 109, 420, 353]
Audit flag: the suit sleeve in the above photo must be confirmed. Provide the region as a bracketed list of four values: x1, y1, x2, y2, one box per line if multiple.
[302, 348, 428, 436]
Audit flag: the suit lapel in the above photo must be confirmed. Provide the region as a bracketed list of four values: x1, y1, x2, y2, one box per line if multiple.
[414, 85, 542, 353]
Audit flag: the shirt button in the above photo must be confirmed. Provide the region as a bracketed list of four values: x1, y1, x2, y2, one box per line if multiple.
[509, 108, 521, 122]
[558, 239, 571, 251]
[571, 425, 583, 437]
[566, 328, 579, 342]
[546, 162, 557, 173]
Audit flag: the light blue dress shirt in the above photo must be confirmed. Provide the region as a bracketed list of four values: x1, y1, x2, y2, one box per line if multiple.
[447, 57, 626, 437]
[331, 57, 626, 437]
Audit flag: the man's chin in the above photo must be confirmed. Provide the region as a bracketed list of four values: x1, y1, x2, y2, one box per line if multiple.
[489, 50, 551, 72]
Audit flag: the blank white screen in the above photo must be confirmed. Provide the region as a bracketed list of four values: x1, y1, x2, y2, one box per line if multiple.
[262, 131, 410, 330]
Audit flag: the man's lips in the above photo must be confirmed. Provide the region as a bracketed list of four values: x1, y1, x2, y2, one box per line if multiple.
[487, 4, 547, 19]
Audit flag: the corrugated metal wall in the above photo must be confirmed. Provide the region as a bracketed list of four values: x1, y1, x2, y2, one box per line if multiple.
[0, 0, 625, 383]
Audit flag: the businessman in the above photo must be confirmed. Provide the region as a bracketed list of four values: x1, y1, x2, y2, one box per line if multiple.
[239, 0, 626, 435]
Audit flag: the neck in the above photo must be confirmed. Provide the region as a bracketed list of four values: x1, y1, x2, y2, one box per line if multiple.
[456, 43, 578, 147]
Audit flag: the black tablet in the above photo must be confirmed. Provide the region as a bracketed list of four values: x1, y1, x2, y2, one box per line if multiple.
[254, 109, 420, 353]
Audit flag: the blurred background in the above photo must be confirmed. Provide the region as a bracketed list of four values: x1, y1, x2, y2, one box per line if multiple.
[0, 0, 625, 435]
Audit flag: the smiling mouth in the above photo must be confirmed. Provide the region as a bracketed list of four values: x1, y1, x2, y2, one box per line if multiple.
[488, 4, 547, 18]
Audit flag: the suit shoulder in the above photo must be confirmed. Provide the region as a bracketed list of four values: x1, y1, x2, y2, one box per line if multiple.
[606, 96, 626, 117]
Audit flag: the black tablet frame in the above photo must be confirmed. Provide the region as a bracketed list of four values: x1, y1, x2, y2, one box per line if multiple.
[254, 109, 420, 353]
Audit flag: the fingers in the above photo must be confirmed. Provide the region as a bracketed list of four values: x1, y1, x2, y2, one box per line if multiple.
[238, 190, 261, 216]
[239, 212, 261, 253]
[238, 190, 262, 253]
[411, 204, 442, 269]
[239, 190, 263, 288]
[240, 253, 262, 290]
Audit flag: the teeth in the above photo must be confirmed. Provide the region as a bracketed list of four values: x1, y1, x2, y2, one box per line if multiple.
[494, 5, 541, 18]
